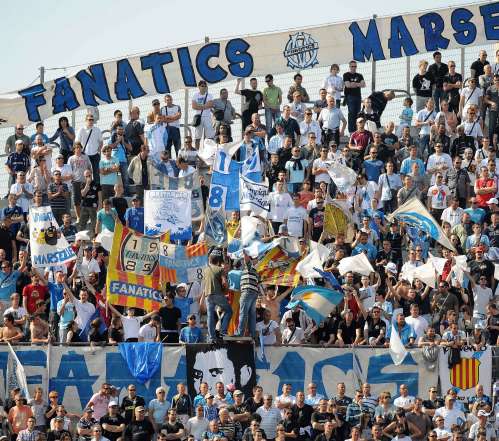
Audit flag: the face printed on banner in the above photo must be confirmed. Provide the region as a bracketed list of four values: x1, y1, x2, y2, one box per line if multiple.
[192, 347, 253, 395]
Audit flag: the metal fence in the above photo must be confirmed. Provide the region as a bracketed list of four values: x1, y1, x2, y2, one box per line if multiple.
[0, 42, 496, 197]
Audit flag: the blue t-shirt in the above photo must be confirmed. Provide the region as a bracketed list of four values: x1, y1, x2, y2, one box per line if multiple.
[400, 158, 425, 176]
[0, 270, 21, 301]
[285, 158, 309, 184]
[363, 159, 384, 182]
[97, 208, 118, 232]
[57, 299, 75, 329]
[228, 270, 241, 291]
[99, 157, 120, 186]
[2, 206, 23, 237]
[174, 297, 193, 323]
[179, 326, 203, 343]
[108, 139, 128, 164]
[464, 207, 486, 225]
[48, 282, 64, 312]
[352, 243, 378, 261]
[125, 207, 144, 233]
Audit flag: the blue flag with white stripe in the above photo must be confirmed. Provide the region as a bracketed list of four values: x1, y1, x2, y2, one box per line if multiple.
[313, 267, 343, 293]
[287, 285, 343, 325]
[79, 309, 108, 342]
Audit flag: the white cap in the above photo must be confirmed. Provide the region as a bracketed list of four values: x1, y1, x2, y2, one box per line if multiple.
[477, 410, 490, 417]
[385, 262, 398, 274]
[487, 198, 498, 205]
[108, 401, 118, 407]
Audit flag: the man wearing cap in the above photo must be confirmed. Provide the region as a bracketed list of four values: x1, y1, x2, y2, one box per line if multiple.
[125, 196, 145, 234]
[469, 410, 495, 441]
[179, 315, 202, 344]
[46, 416, 71, 441]
[100, 401, 126, 441]
[203, 394, 219, 422]
[148, 387, 170, 434]
[124, 406, 155, 441]
[78, 409, 98, 441]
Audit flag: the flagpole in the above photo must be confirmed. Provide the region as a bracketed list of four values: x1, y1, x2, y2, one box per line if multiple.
[46, 340, 51, 402]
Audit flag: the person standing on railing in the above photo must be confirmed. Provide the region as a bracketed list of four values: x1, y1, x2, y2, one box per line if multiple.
[323, 64, 344, 109]
[48, 117, 75, 164]
[287, 73, 309, 103]
[428, 51, 449, 113]
[5, 124, 30, 156]
[6, 140, 30, 189]
[343, 60, 366, 135]
[125, 107, 145, 157]
[76, 114, 103, 184]
[160, 94, 182, 157]
[263, 74, 283, 133]
[235, 78, 263, 132]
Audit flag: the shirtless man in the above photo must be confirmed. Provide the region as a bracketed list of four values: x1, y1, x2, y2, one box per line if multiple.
[262, 286, 292, 322]
[30, 314, 50, 344]
[0, 314, 24, 342]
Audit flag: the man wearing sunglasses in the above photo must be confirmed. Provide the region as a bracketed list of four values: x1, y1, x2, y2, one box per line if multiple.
[76, 114, 103, 184]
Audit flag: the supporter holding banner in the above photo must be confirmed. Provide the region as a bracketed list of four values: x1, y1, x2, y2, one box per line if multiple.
[106, 223, 164, 312]
[144, 190, 192, 240]
[29, 206, 76, 268]
[3, 3, 498, 126]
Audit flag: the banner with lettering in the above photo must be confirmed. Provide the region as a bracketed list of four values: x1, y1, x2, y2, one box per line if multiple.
[29, 206, 76, 268]
[439, 345, 492, 399]
[144, 190, 192, 241]
[2, 2, 497, 126]
[106, 222, 164, 312]
[240, 176, 270, 215]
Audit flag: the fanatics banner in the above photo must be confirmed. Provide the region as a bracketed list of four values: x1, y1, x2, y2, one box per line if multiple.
[2, 2, 497, 126]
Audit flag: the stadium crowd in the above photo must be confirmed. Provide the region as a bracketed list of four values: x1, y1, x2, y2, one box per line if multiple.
[0, 45, 499, 441]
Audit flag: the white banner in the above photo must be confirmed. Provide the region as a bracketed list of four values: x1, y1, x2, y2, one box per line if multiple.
[240, 176, 270, 215]
[1, 2, 497, 126]
[144, 190, 192, 241]
[439, 346, 492, 399]
[29, 206, 76, 268]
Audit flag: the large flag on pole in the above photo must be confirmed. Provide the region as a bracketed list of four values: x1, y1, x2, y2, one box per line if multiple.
[6, 343, 30, 400]
[387, 197, 456, 252]
[286, 285, 343, 324]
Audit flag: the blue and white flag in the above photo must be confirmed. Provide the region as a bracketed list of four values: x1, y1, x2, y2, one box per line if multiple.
[326, 161, 357, 193]
[240, 176, 270, 215]
[149, 170, 203, 221]
[205, 207, 227, 246]
[209, 149, 262, 210]
[118, 342, 163, 384]
[79, 309, 108, 342]
[387, 197, 456, 252]
[287, 285, 343, 325]
[313, 268, 344, 292]
[6, 343, 30, 400]
[144, 190, 192, 240]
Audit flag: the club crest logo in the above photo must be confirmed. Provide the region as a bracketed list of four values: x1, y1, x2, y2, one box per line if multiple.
[283, 32, 319, 70]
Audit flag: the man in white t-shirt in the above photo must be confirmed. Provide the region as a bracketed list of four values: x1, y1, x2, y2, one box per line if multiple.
[427, 174, 450, 220]
[434, 396, 466, 431]
[441, 197, 464, 227]
[468, 273, 494, 320]
[281, 317, 304, 345]
[191, 80, 214, 148]
[427, 143, 453, 184]
[256, 309, 281, 345]
[107, 304, 155, 342]
[393, 384, 416, 410]
[75, 114, 103, 183]
[66, 287, 96, 330]
[312, 146, 331, 186]
[268, 181, 293, 232]
[404, 304, 429, 341]
[139, 315, 161, 342]
[80, 246, 101, 278]
[286, 194, 308, 238]
[459, 78, 483, 117]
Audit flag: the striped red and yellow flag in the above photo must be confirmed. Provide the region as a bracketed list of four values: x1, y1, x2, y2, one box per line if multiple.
[450, 357, 481, 391]
[256, 247, 301, 286]
[186, 242, 208, 258]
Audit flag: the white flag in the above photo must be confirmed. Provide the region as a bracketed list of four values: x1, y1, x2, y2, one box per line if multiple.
[296, 242, 330, 279]
[6, 343, 30, 400]
[240, 176, 270, 215]
[389, 326, 408, 366]
[337, 253, 374, 276]
[325, 162, 358, 193]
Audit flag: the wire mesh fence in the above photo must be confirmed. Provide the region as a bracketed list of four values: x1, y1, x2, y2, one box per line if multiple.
[0, 42, 495, 196]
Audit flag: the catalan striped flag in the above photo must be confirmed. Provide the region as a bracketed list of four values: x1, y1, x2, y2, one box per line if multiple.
[159, 242, 208, 283]
[450, 357, 481, 391]
[255, 246, 301, 286]
[286, 285, 343, 325]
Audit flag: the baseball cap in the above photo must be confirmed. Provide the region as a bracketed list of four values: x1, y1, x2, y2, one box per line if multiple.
[188, 314, 197, 320]
[385, 262, 398, 274]
[84, 407, 94, 412]
[108, 400, 118, 407]
[56, 154, 64, 159]
[278, 224, 288, 234]
[132, 195, 141, 201]
[14, 140, 23, 145]
[152, 99, 160, 105]
[478, 410, 490, 417]
[205, 393, 214, 399]
[176, 283, 188, 291]
[233, 390, 244, 396]
[135, 406, 146, 412]
[487, 198, 498, 205]
[54, 417, 64, 422]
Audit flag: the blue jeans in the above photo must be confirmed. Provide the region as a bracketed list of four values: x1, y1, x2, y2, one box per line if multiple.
[166, 126, 181, 156]
[345, 95, 362, 134]
[265, 108, 281, 133]
[206, 294, 233, 341]
[236, 292, 257, 338]
[119, 162, 131, 196]
[433, 88, 445, 113]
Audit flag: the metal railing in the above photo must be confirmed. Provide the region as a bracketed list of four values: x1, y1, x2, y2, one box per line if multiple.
[0, 42, 495, 197]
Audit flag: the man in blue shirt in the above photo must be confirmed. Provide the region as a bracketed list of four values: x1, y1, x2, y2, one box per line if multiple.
[464, 197, 486, 224]
[387, 312, 416, 346]
[400, 145, 425, 176]
[352, 231, 378, 261]
[179, 315, 203, 343]
[108, 126, 132, 196]
[363, 147, 384, 182]
[125, 196, 144, 233]
[6, 140, 30, 187]
[0, 254, 27, 317]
